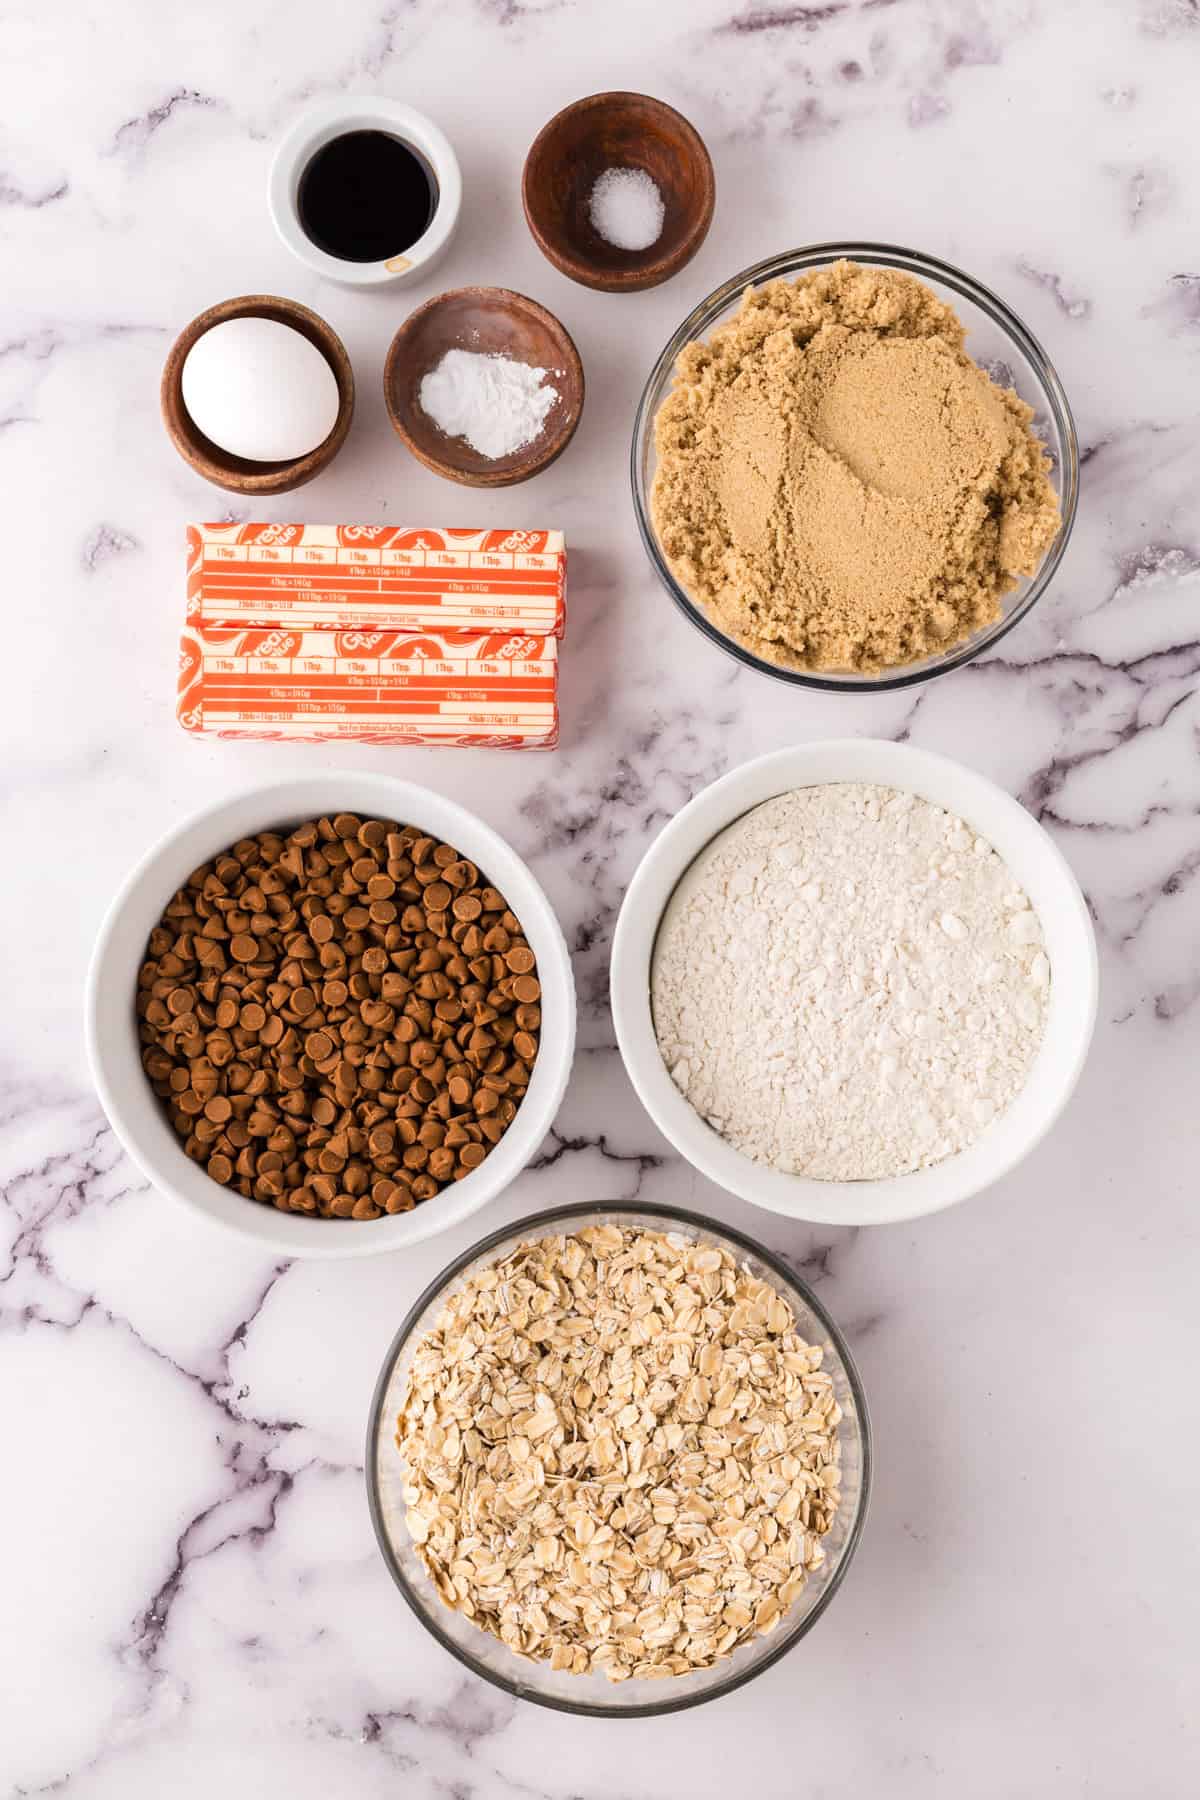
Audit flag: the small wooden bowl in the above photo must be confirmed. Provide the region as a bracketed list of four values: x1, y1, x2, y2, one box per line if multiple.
[384, 287, 584, 488]
[161, 295, 354, 495]
[522, 92, 715, 294]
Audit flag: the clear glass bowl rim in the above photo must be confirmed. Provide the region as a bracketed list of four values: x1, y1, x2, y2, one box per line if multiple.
[630, 239, 1080, 694]
[364, 1198, 873, 1718]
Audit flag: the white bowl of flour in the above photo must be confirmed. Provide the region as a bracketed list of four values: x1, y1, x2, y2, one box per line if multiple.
[611, 740, 1097, 1226]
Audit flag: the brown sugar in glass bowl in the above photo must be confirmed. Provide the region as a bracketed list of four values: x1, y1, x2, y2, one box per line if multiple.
[523, 92, 714, 294]
[632, 243, 1079, 693]
[136, 813, 541, 1222]
[161, 294, 354, 495]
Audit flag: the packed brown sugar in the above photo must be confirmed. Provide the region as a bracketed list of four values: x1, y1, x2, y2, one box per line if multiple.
[651, 260, 1061, 674]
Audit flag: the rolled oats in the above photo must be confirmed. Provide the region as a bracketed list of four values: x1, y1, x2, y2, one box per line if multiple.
[395, 1225, 843, 1682]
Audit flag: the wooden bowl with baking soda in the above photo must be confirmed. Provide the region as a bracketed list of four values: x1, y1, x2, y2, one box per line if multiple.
[522, 92, 715, 293]
[384, 286, 584, 488]
[161, 295, 354, 495]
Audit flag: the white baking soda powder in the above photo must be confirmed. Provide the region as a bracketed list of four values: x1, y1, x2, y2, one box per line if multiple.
[418, 349, 558, 460]
[651, 784, 1051, 1181]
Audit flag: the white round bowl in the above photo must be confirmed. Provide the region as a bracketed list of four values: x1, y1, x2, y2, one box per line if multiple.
[268, 98, 462, 288]
[611, 740, 1097, 1227]
[86, 775, 575, 1259]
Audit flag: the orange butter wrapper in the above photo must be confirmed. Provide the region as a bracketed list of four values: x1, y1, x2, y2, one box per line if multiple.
[179, 523, 565, 748]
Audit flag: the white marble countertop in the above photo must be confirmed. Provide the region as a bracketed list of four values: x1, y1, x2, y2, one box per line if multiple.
[3, 0, 1198, 1793]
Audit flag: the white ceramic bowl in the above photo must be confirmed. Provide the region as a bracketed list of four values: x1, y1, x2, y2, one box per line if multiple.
[611, 740, 1097, 1226]
[86, 775, 575, 1259]
[268, 98, 462, 288]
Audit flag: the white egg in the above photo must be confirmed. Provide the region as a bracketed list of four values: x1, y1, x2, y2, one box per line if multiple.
[181, 317, 341, 462]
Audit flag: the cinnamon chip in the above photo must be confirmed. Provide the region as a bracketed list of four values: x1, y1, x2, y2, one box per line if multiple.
[137, 815, 542, 1220]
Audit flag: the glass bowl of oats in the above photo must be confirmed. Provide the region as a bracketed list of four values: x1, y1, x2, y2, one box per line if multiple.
[366, 1201, 871, 1715]
[632, 242, 1079, 692]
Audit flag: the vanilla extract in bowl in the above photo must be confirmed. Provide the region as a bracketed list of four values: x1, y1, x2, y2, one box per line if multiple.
[298, 129, 438, 264]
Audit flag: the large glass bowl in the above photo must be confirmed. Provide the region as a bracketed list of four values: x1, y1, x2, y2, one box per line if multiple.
[631, 242, 1079, 694]
[366, 1202, 871, 1717]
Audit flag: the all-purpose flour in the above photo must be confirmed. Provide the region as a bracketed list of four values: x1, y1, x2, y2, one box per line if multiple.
[651, 784, 1050, 1181]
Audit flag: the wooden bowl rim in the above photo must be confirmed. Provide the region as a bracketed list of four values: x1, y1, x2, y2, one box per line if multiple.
[382, 285, 585, 489]
[521, 90, 715, 294]
[160, 294, 355, 495]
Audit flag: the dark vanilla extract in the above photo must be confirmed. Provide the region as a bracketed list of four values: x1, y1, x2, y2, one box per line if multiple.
[297, 130, 437, 263]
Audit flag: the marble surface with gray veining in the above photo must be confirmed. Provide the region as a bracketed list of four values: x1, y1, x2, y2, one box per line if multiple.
[2, 1, 1198, 1794]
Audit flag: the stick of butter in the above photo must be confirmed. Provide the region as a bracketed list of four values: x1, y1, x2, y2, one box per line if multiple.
[178, 523, 565, 748]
